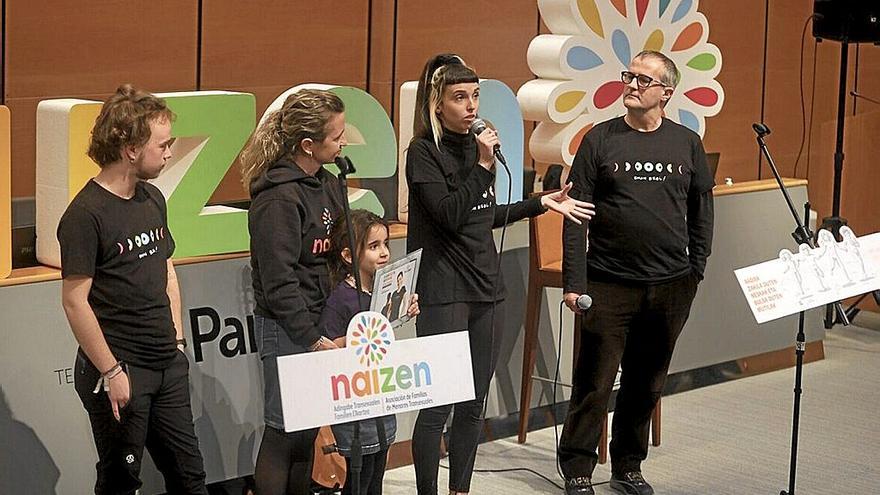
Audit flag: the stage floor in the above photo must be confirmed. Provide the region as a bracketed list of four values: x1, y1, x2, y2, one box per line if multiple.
[382, 320, 880, 494]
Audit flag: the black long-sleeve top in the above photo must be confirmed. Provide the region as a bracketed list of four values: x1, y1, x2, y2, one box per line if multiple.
[406, 130, 546, 304]
[562, 117, 715, 294]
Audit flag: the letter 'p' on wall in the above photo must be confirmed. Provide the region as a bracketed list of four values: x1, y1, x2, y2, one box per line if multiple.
[1, 106, 10, 278]
[36, 92, 256, 267]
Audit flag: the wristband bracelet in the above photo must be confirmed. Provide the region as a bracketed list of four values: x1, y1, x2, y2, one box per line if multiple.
[101, 361, 122, 378]
[93, 362, 125, 394]
[175, 338, 187, 348]
[105, 366, 124, 380]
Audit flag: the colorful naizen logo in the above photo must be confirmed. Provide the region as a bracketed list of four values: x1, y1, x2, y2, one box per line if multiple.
[329, 310, 431, 401]
[350, 312, 393, 367]
[518, 0, 724, 165]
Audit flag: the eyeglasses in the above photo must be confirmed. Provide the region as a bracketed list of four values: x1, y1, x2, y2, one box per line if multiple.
[621, 71, 668, 89]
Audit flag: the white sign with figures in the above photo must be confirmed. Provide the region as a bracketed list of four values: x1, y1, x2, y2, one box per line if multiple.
[735, 227, 880, 324]
[277, 311, 475, 432]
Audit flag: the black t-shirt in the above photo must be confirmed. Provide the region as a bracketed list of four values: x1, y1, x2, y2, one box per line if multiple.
[58, 180, 177, 370]
[389, 286, 407, 319]
[563, 117, 714, 289]
[406, 131, 545, 304]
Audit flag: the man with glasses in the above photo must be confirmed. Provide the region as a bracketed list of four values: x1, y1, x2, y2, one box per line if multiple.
[558, 51, 715, 495]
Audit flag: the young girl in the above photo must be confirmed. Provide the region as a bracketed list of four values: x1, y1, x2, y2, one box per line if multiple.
[318, 209, 420, 495]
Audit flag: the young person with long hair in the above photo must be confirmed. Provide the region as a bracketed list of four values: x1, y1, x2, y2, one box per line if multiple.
[318, 209, 419, 494]
[242, 88, 348, 495]
[405, 54, 595, 495]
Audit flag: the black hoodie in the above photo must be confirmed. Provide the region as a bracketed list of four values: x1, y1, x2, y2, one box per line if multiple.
[248, 156, 344, 348]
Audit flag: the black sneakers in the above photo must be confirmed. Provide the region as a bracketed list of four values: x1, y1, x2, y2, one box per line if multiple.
[565, 476, 595, 495]
[610, 471, 654, 495]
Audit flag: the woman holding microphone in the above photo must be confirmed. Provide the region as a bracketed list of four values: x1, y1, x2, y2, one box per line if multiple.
[406, 54, 594, 494]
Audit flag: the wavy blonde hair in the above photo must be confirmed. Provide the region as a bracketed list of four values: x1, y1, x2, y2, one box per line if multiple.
[88, 84, 175, 167]
[239, 89, 344, 188]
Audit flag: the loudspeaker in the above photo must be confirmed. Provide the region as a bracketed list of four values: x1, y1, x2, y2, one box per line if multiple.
[814, 0, 880, 43]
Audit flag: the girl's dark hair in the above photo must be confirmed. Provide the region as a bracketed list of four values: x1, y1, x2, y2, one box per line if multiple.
[412, 53, 479, 147]
[328, 209, 389, 286]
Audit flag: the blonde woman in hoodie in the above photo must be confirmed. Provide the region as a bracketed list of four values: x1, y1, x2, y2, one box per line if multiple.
[241, 89, 347, 495]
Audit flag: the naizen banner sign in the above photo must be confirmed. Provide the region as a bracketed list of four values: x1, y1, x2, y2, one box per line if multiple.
[277, 312, 475, 432]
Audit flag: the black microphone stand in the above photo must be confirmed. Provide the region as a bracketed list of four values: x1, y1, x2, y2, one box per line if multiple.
[753, 123, 849, 495]
[817, 41, 851, 329]
[334, 155, 367, 495]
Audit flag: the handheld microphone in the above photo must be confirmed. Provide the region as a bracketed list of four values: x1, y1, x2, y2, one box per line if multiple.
[752, 123, 771, 138]
[576, 294, 593, 311]
[470, 118, 507, 165]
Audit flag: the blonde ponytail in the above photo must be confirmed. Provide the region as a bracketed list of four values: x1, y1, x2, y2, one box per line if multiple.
[239, 89, 345, 191]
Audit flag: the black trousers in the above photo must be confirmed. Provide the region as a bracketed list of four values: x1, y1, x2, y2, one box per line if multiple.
[411, 300, 505, 494]
[558, 273, 699, 479]
[74, 349, 208, 495]
[253, 425, 318, 495]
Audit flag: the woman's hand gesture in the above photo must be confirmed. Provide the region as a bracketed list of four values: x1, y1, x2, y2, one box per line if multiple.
[540, 183, 595, 224]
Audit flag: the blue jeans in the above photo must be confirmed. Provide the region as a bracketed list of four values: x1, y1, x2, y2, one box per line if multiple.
[254, 315, 310, 430]
[253, 315, 319, 495]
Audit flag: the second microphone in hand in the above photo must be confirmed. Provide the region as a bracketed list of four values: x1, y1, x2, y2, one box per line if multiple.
[576, 293, 593, 311]
[470, 118, 507, 165]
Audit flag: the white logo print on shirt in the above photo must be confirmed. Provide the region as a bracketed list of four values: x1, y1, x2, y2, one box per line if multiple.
[613, 161, 686, 182]
[472, 186, 495, 211]
[115, 226, 166, 258]
[322, 207, 334, 235]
